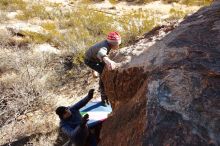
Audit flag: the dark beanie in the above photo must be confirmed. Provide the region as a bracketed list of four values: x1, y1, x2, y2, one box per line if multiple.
[56, 106, 66, 119]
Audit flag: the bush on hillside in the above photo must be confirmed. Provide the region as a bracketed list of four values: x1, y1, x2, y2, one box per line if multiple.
[0, 45, 60, 128]
[14, 2, 157, 64]
[0, 0, 26, 11]
[82, 0, 212, 5]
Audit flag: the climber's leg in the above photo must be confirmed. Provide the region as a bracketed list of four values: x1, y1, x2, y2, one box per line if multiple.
[84, 59, 109, 104]
[99, 78, 109, 105]
[84, 59, 104, 74]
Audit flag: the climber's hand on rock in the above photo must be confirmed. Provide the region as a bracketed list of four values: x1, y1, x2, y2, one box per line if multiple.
[103, 57, 116, 70]
[107, 61, 116, 70]
[115, 63, 122, 69]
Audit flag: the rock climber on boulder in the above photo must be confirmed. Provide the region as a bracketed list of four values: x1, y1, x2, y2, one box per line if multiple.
[84, 32, 122, 105]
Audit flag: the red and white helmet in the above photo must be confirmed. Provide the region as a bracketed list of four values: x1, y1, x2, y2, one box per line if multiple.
[107, 31, 121, 46]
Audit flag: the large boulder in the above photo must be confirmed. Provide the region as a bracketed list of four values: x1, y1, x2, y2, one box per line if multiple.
[100, 2, 220, 146]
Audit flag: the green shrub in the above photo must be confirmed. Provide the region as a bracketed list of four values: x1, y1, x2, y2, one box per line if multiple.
[73, 49, 86, 65]
[83, 0, 154, 4]
[169, 8, 187, 19]
[41, 22, 65, 46]
[57, 7, 157, 48]
[56, 7, 115, 49]
[82, 0, 211, 4]
[0, 0, 26, 11]
[16, 4, 51, 20]
[15, 4, 157, 53]
[21, 31, 51, 44]
[118, 9, 156, 45]
[180, 0, 213, 6]
[41, 22, 57, 31]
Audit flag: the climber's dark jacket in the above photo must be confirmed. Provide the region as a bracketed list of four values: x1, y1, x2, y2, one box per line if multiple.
[85, 40, 111, 62]
[59, 95, 92, 146]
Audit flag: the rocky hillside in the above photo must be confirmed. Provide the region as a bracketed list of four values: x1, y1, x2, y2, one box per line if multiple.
[0, 0, 214, 145]
[100, 1, 220, 146]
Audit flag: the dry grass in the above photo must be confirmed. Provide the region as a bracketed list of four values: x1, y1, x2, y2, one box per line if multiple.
[83, 0, 213, 5]
[0, 35, 96, 145]
[0, 109, 58, 145]
[0, 40, 63, 144]
[0, 0, 207, 66]
[0, 0, 213, 145]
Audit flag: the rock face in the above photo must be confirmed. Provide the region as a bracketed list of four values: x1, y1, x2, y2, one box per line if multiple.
[100, 2, 220, 146]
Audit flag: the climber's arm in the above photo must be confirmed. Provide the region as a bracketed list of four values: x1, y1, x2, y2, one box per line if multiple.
[70, 89, 94, 110]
